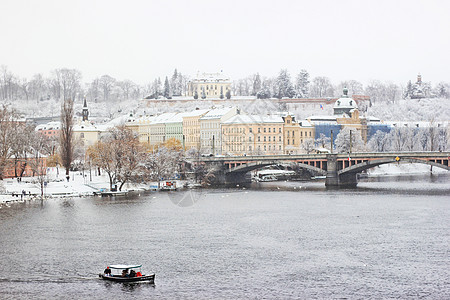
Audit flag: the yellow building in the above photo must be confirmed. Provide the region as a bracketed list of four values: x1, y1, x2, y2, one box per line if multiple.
[283, 115, 315, 153]
[182, 109, 209, 151]
[187, 72, 231, 98]
[222, 115, 285, 155]
[73, 123, 105, 147]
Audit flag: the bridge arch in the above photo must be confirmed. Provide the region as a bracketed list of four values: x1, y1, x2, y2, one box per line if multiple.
[227, 161, 327, 175]
[338, 158, 450, 175]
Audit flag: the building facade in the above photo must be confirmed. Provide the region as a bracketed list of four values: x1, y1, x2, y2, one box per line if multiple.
[182, 109, 209, 151]
[187, 72, 232, 98]
[200, 107, 238, 155]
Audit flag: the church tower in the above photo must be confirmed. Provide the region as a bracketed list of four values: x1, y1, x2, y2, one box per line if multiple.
[82, 98, 89, 121]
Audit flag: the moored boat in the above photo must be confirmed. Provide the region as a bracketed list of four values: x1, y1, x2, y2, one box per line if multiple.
[99, 264, 155, 283]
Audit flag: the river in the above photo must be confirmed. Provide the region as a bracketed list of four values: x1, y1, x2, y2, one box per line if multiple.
[0, 173, 449, 299]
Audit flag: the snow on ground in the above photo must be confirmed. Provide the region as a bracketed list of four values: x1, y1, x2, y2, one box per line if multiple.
[367, 162, 446, 176]
[0, 167, 156, 204]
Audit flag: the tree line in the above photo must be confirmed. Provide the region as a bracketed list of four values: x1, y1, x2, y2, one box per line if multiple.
[2, 65, 450, 104]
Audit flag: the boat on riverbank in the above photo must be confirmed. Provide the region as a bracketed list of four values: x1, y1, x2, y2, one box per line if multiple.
[93, 189, 129, 197]
[99, 264, 155, 283]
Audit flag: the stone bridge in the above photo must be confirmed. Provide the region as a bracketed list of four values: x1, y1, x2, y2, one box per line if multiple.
[191, 152, 450, 187]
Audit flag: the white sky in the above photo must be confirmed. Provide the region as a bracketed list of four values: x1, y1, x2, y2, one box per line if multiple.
[1, 0, 449, 85]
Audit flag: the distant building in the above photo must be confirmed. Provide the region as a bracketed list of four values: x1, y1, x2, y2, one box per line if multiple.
[308, 88, 382, 144]
[35, 121, 61, 138]
[187, 72, 232, 98]
[200, 107, 238, 155]
[182, 109, 209, 151]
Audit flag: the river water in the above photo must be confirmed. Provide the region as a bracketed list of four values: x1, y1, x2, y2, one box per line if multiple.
[0, 174, 449, 299]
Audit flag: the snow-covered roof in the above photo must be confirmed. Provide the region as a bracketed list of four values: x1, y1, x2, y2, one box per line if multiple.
[200, 107, 236, 120]
[152, 112, 178, 124]
[182, 109, 210, 117]
[384, 120, 449, 128]
[298, 120, 313, 127]
[223, 115, 284, 125]
[73, 123, 107, 132]
[35, 121, 61, 131]
[333, 97, 358, 109]
[307, 115, 338, 122]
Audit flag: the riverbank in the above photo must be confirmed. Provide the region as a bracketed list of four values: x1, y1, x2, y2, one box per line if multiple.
[1, 163, 447, 204]
[0, 168, 162, 204]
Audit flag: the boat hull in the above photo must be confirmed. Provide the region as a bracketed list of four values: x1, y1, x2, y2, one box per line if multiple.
[99, 274, 155, 283]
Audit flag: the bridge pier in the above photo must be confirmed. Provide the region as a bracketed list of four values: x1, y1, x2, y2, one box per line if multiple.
[325, 154, 358, 188]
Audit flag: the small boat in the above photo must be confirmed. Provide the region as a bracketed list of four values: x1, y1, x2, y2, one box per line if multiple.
[99, 264, 155, 283]
[94, 190, 129, 197]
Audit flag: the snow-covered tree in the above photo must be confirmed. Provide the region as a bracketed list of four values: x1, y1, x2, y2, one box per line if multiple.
[335, 127, 365, 153]
[367, 130, 389, 152]
[295, 69, 310, 98]
[142, 146, 183, 188]
[315, 133, 331, 149]
[434, 82, 449, 98]
[163, 76, 171, 99]
[301, 138, 315, 154]
[252, 73, 262, 96]
[274, 69, 295, 99]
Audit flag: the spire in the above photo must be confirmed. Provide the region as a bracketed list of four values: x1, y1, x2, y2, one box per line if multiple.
[82, 98, 89, 121]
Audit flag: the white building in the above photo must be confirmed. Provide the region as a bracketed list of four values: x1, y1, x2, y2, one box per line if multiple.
[199, 107, 238, 155]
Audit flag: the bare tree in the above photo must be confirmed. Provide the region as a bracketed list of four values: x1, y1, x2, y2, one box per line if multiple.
[28, 132, 50, 197]
[310, 76, 334, 98]
[0, 105, 20, 179]
[60, 98, 74, 178]
[143, 146, 183, 189]
[88, 126, 144, 191]
[99, 75, 116, 101]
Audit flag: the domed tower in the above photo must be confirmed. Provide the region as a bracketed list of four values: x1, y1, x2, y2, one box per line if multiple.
[333, 88, 358, 116]
[82, 98, 89, 121]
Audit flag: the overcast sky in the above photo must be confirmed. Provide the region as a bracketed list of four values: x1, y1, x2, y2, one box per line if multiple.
[1, 0, 449, 85]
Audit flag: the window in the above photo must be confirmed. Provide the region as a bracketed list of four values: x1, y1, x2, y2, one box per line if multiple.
[287, 131, 290, 137]
[292, 131, 295, 137]
[309, 132, 312, 137]
[249, 137, 252, 142]
[80, 133, 84, 138]
[249, 128, 252, 133]
[258, 136, 260, 142]
[287, 139, 290, 145]
[279, 128, 282, 133]
[300, 132, 303, 137]
[264, 136, 266, 142]
[264, 128, 266, 133]
[293, 139, 295, 144]
[269, 128, 271, 133]
[273, 128, 275, 132]
[258, 128, 261, 133]
[279, 136, 281, 141]
[268, 136, 271, 142]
